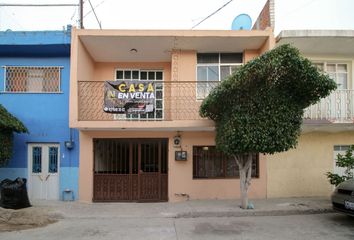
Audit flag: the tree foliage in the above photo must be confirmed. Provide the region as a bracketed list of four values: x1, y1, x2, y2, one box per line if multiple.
[0, 104, 28, 167]
[200, 44, 337, 155]
[199, 44, 337, 208]
[326, 146, 354, 186]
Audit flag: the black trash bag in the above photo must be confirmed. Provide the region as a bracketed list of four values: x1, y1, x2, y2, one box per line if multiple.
[0, 178, 31, 209]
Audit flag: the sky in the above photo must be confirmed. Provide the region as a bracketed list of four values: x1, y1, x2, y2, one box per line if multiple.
[0, 0, 353, 35]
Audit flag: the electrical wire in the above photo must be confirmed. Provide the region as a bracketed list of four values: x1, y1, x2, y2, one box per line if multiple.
[84, 0, 107, 18]
[278, 0, 320, 18]
[191, 0, 234, 29]
[88, 0, 102, 29]
[0, 4, 79, 7]
[0, 9, 25, 30]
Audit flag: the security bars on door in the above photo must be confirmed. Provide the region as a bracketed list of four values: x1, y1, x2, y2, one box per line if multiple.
[93, 139, 168, 202]
[94, 139, 168, 175]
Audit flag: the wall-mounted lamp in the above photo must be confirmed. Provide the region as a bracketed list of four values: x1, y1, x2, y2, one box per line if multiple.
[173, 135, 181, 148]
[202, 146, 209, 151]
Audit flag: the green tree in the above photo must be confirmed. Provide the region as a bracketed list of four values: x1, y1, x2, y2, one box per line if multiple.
[200, 44, 337, 209]
[326, 146, 354, 186]
[0, 104, 28, 167]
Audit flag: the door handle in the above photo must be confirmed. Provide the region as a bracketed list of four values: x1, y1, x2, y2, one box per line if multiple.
[37, 175, 50, 181]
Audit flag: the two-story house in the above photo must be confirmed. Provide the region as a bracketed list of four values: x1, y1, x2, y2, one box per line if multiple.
[273, 30, 354, 198]
[69, 28, 275, 202]
[0, 27, 80, 200]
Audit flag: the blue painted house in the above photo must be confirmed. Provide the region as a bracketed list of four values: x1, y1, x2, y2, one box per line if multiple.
[0, 26, 79, 200]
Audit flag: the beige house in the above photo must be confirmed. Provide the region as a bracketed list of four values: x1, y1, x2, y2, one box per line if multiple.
[273, 30, 354, 198]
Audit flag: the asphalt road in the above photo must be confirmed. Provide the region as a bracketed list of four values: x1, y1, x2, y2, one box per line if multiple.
[1, 213, 353, 240]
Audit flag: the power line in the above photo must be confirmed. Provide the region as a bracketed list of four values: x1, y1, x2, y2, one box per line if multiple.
[88, 0, 102, 29]
[0, 9, 25, 30]
[0, 2, 83, 29]
[0, 4, 79, 7]
[191, 0, 234, 29]
[84, 0, 107, 18]
[278, 0, 320, 18]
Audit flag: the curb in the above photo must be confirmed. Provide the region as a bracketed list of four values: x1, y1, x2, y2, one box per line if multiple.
[175, 208, 334, 218]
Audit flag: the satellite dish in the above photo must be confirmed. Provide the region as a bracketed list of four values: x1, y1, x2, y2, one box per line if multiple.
[231, 14, 252, 30]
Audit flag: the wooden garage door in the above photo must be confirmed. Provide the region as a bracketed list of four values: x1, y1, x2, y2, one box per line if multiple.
[93, 139, 168, 202]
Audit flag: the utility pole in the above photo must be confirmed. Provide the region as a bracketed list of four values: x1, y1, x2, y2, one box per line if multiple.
[79, 0, 84, 29]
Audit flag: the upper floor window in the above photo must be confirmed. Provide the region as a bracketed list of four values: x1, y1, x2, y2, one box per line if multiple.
[114, 69, 164, 120]
[4, 66, 61, 93]
[116, 69, 163, 81]
[196, 53, 242, 99]
[313, 62, 348, 89]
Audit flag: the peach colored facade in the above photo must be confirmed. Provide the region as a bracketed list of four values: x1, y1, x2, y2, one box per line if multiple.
[79, 131, 267, 202]
[69, 28, 274, 202]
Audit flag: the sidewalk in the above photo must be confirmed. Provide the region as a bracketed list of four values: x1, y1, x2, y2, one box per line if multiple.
[1, 197, 337, 238]
[31, 197, 333, 219]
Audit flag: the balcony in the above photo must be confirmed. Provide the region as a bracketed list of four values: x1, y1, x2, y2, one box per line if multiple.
[303, 90, 354, 123]
[78, 81, 219, 121]
[78, 81, 354, 124]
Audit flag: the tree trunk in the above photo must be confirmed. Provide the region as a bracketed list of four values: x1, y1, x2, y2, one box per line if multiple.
[234, 153, 253, 209]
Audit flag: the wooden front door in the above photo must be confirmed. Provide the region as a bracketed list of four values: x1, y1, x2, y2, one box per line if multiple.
[93, 139, 168, 202]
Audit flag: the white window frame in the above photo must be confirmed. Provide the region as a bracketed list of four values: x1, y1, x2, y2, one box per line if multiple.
[333, 145, 354, 178]
[313, 62, 350, 90]
[113, 69, 164, 120]
[196, 53, 242, 100]
[2, 66, 63, 93]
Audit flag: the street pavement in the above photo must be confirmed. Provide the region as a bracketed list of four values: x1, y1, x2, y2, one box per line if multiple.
[1, 197, 353, 240]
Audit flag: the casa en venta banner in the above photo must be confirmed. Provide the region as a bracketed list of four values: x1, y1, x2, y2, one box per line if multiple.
[104, 81, 155, 114]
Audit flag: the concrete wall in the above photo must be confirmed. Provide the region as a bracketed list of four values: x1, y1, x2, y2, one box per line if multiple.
[93, 62, 171, 81]
[267, 131, 354, 198]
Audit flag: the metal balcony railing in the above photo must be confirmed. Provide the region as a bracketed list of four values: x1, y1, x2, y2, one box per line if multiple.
[78, 81, 354, 123]
[78, 81, 219, 121]
[303, 90, 354, 122]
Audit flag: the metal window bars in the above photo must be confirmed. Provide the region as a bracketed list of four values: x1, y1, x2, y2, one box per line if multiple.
[3, 66, 62, 93]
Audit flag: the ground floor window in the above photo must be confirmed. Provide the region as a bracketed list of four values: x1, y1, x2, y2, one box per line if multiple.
[333, 145, 354, 176]
[193, 146, 259, 179]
